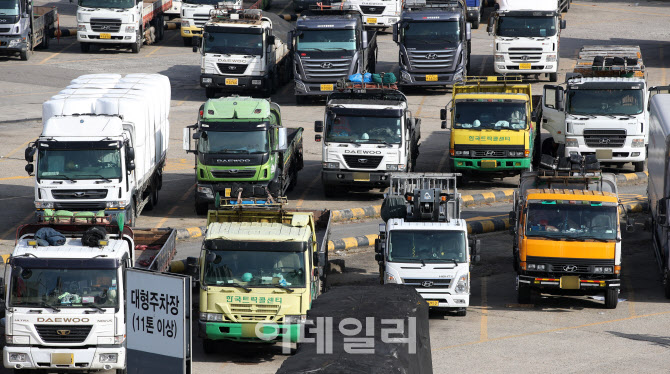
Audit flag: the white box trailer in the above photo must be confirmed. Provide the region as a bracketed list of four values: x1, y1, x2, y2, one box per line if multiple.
[26, 74, 171, 226]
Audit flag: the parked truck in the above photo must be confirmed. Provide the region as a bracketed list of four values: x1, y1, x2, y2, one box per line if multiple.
[183, 96, 303, 214]
[291, 9, 377, 102]
[487, 0, 566, 82]
[193, 9, 293, 98]
[440, 75, 540, 178]
[346, 0, 403, 29]
[539, 45, 649, 172]
[164, 0, 182, 20]
[24, 73, 171, 226]
[510, 156, 629, 308]
[393, 0, 471, 89]
[3, 214, 177, 373]
[375, 173, 479, 316]
[75, 0, 172, 53]
[198, 198, 331, 350]
[314, 81, 420, 196]
[0, 0, 57, 61]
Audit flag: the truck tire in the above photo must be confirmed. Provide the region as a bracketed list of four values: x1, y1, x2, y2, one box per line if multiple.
[323, 181, 337, 198]
[517, 283, 531, 304]
[183, 37, 192, 47]
[19, 36, 31, 61]
[195, 200, 209, 216]
[131, 30, 142, 53]
[604, 287, 618, 309]
[472, 18, 480, 30]
[80, 42, 91, 53]
[202, 339, 216, 354]
[205, 87, 217, 98]
[634, 160, 646, 172]
[549, 72, 558, 82]
[296, 95, 308, 105]
[381, 196, 407, 222]
[116, 369, 127, 374]
[40, 31, 50, 49]
[455, 308, 467, 317]
[541, 137, 556, 157]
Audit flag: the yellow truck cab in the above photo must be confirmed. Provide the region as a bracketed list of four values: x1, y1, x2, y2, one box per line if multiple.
[197, 197, 330, 352]
[440, 76, 540, 178]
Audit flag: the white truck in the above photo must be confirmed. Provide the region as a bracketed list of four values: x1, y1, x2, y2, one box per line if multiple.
[193, 9, 293, 98]
[314, 82, 420, 197]
[0, 0, 57, 61]
[2, 216, 177, 373]
[75, 0, 172, 53]
[180, 0, 241, 46]
[375, 173, 479, 316]
[539, 45, 649, 172]
[487, 0, 566, 82]
[24, 73, 171, 226]
[346, 0, 402, 29]
[164, 0, 182, 20]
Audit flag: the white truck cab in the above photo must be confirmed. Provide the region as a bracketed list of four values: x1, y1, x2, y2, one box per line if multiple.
[347, 0, 403, 28]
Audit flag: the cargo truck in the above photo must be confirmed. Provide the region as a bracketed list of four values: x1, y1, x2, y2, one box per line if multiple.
[510, 156, 631, 308]
[24, 73, 171, 226]
[376, 173, 479, 316]
[346, 0, 403, 29]
[539, 46, 649, 172]
[183, 96, 303, 214]
[198, 198, 331, 350]
[193, 9, 293, 98]
[440, 76, 540, 178]
[0, 0, 57, 61]
[2, 214, 177, 373]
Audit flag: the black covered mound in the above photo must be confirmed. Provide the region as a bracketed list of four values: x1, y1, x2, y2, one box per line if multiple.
[276, 285, 433, 374]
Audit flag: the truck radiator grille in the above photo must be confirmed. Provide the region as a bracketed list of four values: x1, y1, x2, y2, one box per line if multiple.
[193, 14, 210, 27]
[303, 58, 352, 79]
[35, 325, 92, 343]
[230, 303, 280, 322]
[211, 169, 256, 178]
[527, 256, 615, 275]
[0, 27, 10, 33]
[402, 278, 452, 288]
[52, 189, 108, 200]
[472, 150, 507, 157]
[360, 5, 386, 14]
[53, 202, 107, 210]
[583, 129, 626, 148]
[216, 63, 248, 75]
[90, 18, 121, 33]
[507, 48, 543, 63]
[408, 49, 455, 69]
[343, 155, 383, 169]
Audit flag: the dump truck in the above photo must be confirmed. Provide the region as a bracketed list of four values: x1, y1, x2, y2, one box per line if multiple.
[539, 45, 649, 172]
[197, 198, 331, 350]
[2, 213, 177, 373]
[376, 173, 479, 316]
[0, 0, 57, 61]
[183, 96, 304, 214]
[510, 155, 630, 309]
[440, 76, 540, 178]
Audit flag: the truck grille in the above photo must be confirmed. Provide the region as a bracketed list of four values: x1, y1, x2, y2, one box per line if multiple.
[303, 58, 352, 80]
[527, 256, 615, 275]
[90, 18, 121, 33]
[230, 303, 280, 322]
[408, 49, 455, 70]
[52, 189, 108, 200]
[211, 169, 256, 178]
[583, 129, 626, 148]
[35, 325, 92, 343]
[402, 278, 452, 288]
[472, 150, 507, 157]
[217, 63, 248, 75]
[343, 155, 383, 169]
[54, 202, 107, 210]
[507, 47, 543, 63]
[0, 27, 10, 33]
[193, 13, 210, 28]
[360, 5, 385, 14]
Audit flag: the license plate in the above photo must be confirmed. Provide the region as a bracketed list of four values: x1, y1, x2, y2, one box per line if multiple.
[225, 78, 238, 86]
[51, 353, 73, 365]
[427, 300, 439, 307]
[481, 160, 497, 168]
[367, 17, 377, 24]
[426, 74, 438, 82]
[224, 188, 231, 197]
[320, 84, 333, 91]
[352, 172, 370, 182]
[560, 276, 580, 290]
[99, 33, 111, 39]
[595, 149, 613, 160]
[518, 63, 531, 70]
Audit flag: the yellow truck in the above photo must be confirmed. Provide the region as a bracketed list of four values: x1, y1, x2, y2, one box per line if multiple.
[509, 156, 632, 308]
[197, 197, 331, 351]
[440, 76, 541, 179]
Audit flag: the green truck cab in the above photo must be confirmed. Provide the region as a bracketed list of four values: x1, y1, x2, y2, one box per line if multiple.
[198, 199, 331, 351]
[183, 96, 304, 214]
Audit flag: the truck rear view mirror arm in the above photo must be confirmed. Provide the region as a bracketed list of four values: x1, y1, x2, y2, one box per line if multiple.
[314, 120, 323, 133]
[560, 20, 567, 29]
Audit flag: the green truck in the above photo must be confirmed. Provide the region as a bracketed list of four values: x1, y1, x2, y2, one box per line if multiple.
[183, 96, 304, 214]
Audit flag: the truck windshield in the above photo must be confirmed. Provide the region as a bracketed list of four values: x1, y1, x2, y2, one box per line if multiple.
[388, 230, 466, 263]
[198, 130, 268, 153]
[204, 32, 263, 56]
[203, 250, 306, 288]
[9, 268, 119, 308]
[78, 0, 134, 8]
[454, 102, 527, 130]
[496, 16, 557, 37]
[401, 21, 460, 46]
[326, 114, 402, 144]
[0, 0, 20, 15]
[566, 89, 644, 116]
[525, 203, 618, 241]
[297, 29, 356, 51]
[37, 148, 122, 180]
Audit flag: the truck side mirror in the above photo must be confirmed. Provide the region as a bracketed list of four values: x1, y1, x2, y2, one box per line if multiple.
[192, 35, 201, 52]
[487, 17, 494, 33]
[465, 22, 471, 41]
[126, 146, 135, 160]
[626, 217, 635, 233]
[182, 128, 193, 152]
[314, 120, 323, 132]
[560, 20, 567, 30]
[374, 238, 382, 253]
[556, 90, 564, 111]
[25, 164, 34, 175]
[440, 108, 447, 121]
[392, 24, 398, 43]
[267, 35, 275, 45]
[375, 253, 384, 262]
[313, 251, 320, 266]
[24, 146, 35, 162]
[508, 211, 516, 225]
[361, 31, 368, 49]
[658, 198, 668, 225]
[277, 127, 288, 151]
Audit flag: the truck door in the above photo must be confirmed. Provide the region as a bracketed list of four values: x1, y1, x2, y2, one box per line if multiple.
[541, 85, 566, 144]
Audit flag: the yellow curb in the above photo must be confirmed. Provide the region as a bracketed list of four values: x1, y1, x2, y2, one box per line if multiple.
[341, 237, 358, 249]
[350, 208, 366, 219]
[480, 220, 495, 232]
[481, 192, 496, 201]
[186, 227, 202, 238]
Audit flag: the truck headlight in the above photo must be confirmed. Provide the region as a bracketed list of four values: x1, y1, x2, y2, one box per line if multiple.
[99, 353, 118, 363]
[527, 263, 536, 270]
[125, 25, 135, 33]
[202, 77, 213, 84]
[454, 150, 467, 156]
[454, 274, 468, 294]
[323, 162, 339, 169]
[106, 201, 124, 208]
[197, 186, 213, 197]
[546, 54, 557, 62]
[8, 352, 27, 362]
[284, 315, 307, 324]
[594, 266, 603, 273]
[181, 20, 190, 27]
[401, 70, 411, 82]
[494, 54, 505, 62]
[251, 79, 262, 85]
[386, 164, 406, 171]
[536, 264, 546, 271]
[632, 139, 644, 148]
[8, 39, 21, 47]
[114, 335, 126, 344]
[200, 312, 224, 321]
[78, 24, 86, 31]
[35, 202, 54, 209]
[603, 266, 613, 274]
[566, 138, 578, 147]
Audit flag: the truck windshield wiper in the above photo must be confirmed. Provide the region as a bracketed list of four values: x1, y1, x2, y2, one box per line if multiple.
[568, 113, 596, 119]
[221, 283, 252, 293]
[81, 174, 113, 182]
[369, 139, 393, 146]
[40, 302, 61, 312]
[273, 284, 294, 293]
[577, 236, 610, 242]
[323, 47, 349, 51]
[83, 302, 105, 313]
[526, 234, 559, 240]
[300, 48, 323, 52]
[49, 174, 77, 182]
[218, 149, 250, 154]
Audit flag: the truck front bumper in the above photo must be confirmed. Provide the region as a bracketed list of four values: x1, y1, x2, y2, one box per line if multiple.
[294, 80, 336, 97]
[494, 59, 557, 74]
[77, 30, 137, 44]
[518, 274, 620, 293]
[0, 35, 27, 54]
[398, 68, 464, 87]
[196, 181, 273, 202]
[321, 169, 391, 188]
[35, 207, 129, 221]
[362, 15, 400, 28]
[200, 321, 301, 343]
[452, 157, 531, 172]
[413, 289, 470, 309]
[3, 345, 125, 370]
[565, 145, 646, 163]
[180, 25, 202, 38]
[201, 73, 270, 92]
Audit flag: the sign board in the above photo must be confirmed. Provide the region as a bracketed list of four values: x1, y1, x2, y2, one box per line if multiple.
[126, 269, 192, 374]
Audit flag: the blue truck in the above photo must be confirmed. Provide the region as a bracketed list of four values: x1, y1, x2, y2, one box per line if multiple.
[465, 0, 482, 28]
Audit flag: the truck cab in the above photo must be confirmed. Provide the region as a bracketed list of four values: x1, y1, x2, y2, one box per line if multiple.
[180, 0, 240, 46]
[346, 0, 403, 29]
[0, 0, 56, 60]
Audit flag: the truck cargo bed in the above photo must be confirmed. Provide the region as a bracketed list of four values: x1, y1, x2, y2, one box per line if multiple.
[132, 227, 177, 272]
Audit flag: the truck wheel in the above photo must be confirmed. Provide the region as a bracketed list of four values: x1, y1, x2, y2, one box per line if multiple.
[202, 339, 216, 354]
[472, 19, 480, 29]
[40, 31, 50, 49]
[195, 200, 209, 216]
[131, 30, 142, 53]
[541, 137, 556, 157]
[634, 160, 646, 172]
[183, 37, 192, 47]
[455, 308, 467, 317]
[116, 369, 128, 374]
[517, 283, 531, 304]
[604, 287, 618, 309]
[80, 42, 91, 53]
[205, 87, 217, 98]
[19, 36, 31, 61]
[323, 183, 337, 198]
[549, 72, 558, 82]
[296, 95, 307, 105]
